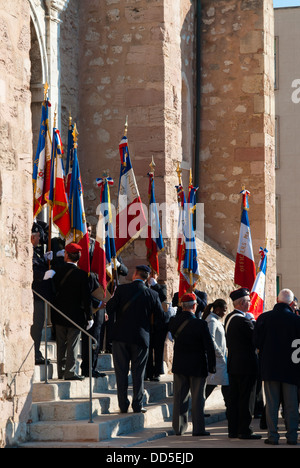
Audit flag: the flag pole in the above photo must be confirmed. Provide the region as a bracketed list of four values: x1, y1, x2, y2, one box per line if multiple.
[72, 124, 79, 243]
[46, 88, 53, 269]
[188, 169, 193, 289]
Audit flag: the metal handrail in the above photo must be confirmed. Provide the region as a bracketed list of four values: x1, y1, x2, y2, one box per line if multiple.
[33, 289, 97, 423]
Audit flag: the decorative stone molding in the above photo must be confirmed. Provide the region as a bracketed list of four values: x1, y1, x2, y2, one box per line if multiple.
[45, 0, 70, 21]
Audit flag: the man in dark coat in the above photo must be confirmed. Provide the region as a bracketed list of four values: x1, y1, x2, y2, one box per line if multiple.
[254, 288, 300, 445]
[225, 288, 261, 440]
[53, 243, 93, 381]
[106, 265, 168, 414]
[169, 293, 216, 436]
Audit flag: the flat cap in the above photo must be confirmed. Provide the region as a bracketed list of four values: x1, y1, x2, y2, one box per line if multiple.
[181, 292, 197, 303]
[230, 288, 250, 302]
[65, 243, 82, 254]
[135, 264, 151, 273]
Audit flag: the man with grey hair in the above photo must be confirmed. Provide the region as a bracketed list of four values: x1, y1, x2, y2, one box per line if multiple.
[277, 288, 294, 304]
[254, 288, 300, 445]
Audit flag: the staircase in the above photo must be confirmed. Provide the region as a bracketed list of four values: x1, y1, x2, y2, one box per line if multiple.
[20, 341, 226, 448]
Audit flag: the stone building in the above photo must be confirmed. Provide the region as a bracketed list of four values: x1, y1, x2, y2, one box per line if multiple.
[274, 6, 300, 299]
[0, 0, 275, 446]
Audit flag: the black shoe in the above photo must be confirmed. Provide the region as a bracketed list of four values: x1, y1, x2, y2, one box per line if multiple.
[193, 431, 210, 436]
[65, 374, 85, 381]
[228, 433, 238, 438]
[134, 407, 147, 413]
[238, 433, 262, 440]
[93, 371, 106, 378]
[287, 440, 297, 445]
[35, 358, 50, 365]
[264, 438, 279, 445]
[81, 370, 106, 378]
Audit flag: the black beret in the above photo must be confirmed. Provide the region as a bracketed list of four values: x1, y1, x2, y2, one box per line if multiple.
[32, 222, 44, 236]
[136, 265, 151, 274]
[230, 288, 250, 302]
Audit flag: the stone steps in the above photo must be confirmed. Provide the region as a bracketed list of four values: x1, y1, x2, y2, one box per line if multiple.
[20, 341, 226, 448]
[26, 398, 174, 443]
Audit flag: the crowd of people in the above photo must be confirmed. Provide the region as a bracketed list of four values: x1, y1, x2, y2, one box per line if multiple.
[31, 221, 300, 445]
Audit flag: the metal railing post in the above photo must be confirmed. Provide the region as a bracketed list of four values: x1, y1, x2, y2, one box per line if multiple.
[44, 304, 48, 384]
[88, 336, 93, 423]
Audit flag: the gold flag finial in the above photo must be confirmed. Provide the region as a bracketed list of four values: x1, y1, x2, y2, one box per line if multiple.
[149, 155, 156, 174]
[44, 82, 49, 100]
[69, 108, 72, 127]
[53, 104, 57, 127]
[72, 123, 79, 148]
[176, 162, 182, 185]
[124, 115, 128, 136]
[189, 168, 193, 186]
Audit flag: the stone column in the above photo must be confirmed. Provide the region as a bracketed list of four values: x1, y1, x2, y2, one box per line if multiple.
[45, 0, 70, 128]
[0, 0, 33, 447]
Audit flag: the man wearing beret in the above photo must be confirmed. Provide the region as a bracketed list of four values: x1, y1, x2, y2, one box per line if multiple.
[53, 243, 93, 381]
[224, 288, 261, 440]
[169, 292, 216, 436]
[106, 264, 168, 413]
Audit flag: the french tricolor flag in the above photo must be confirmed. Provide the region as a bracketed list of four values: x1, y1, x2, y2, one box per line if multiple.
[234, 190, 256, 291]
[249, 248, 268, 320]
[115, 135, 147, 255]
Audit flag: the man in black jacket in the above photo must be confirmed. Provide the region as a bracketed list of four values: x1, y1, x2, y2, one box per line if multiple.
[225, 288, 261, 440]
[254, 288, 300, 445]
[169, 293, 216, 436]
[106, 265, 168, 413]
[53, 243, 93, 381]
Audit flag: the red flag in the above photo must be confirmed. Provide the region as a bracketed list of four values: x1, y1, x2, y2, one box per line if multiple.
[47, 128, 71, 238]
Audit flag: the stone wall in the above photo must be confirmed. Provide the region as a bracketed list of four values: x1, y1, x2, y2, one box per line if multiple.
[76, 0, 194, 300]
[0, 0, 33, 447]
[199, 0, 276, 309]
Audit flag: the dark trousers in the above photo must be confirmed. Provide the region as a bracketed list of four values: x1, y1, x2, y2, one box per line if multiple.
[81, 310, 103, 375]
[172, 374, 206, 436]
[112, 341, 148, 412]
[264, 380, 299, 443]
[227, 374, 257, 436]
[30, 298, 45, 361]
[56, 325, 81, 379]
[145, 328, 167, 379]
